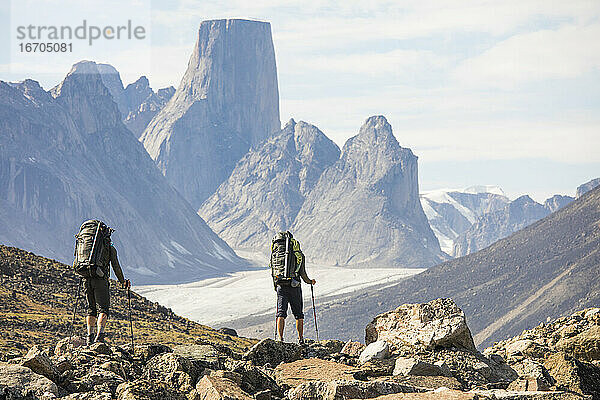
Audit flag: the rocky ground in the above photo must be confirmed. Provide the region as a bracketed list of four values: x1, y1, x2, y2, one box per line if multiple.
[0, 245, 255, 354]
[2, 297, 598, 400]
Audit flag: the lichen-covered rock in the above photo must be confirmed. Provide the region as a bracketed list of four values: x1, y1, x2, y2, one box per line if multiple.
[192, 375, 253, 400]
[366, 299, 476, 352]
[135, 344, 173, 363]
[273, 358, 357, 389]
[286, 379, 421, 400]
[0, 362, 59, 399]
[173, 344, 225, 370]
[21, 345, 59, 382]
[145, 353, 199, 390]
[224, 359, 281, 396]
[359, 341, 390, 364]
[341, 341, 365, 357]
[392, 358, 448, 377]
[55, 337, 86, 357]
[116, 379, 187, 400]
[242, 339, 301, 367]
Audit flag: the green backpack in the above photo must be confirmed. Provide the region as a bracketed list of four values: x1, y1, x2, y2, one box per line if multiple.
[73, 219, 112, 279]
[270, 231, 300, 284]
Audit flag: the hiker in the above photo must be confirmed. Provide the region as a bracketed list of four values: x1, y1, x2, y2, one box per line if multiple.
[73, 220, 130, 345]
[270, 231, 316, 344]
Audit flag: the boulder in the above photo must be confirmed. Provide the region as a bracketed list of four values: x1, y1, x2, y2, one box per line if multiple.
[365, 299, 476, 352]
[145, 353, 200, 389]
[243, 339, 301, 367]
[224, 359, 281, 396]
[390, 375, 462, 391]
[192, 375, 253, 400]
[341, 341, 365, 357]
[373, 388, 482, 400]
[392, 358, 449, 377]
[89, 342, 111, 356]
[135, 344, 173, 362]
[55, 336, 86, 357]
[117, 379, 186, 400]
[218, 328, 238, 337]
[0, 362, 59, 399]
[544, 352, 600, 397]
[21, 345, 59, 381]
[304, 340, 345, 359]
[274, 358, 357, 388]
[76, 367, 125, 396]
[173, 344, 224, 370]
[359, 341, 390, 364]
[506, 377, 550, 391]
[287, 379, 421, 400]
[556, 325, 600, 362]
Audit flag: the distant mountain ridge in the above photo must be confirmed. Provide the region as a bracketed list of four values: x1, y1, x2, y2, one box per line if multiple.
[292, 116, 446, 267]
[316, 185, 600, 348]
[94, 63, 175, 138]
[420, 186, 509, 255]
[199, 119, 340, 249]
[0, 61, 244, 284]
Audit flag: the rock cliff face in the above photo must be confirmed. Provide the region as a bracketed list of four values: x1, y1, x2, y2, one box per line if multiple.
[199, 119, 340, 249]
[576, 177, 600, 198]
[81, 63, 175, 138]
[453, 195, 550, 257]
[0, 61, 243, 284]
[141, 19, 281, 207]
[420, 187, 509, 255]
[292, 116, 445, 267]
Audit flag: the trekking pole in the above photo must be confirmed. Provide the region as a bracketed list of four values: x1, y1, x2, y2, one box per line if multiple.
[68, 278, 82, 343]
[127, 288, 135, 356]
[310, 283, 319, 341]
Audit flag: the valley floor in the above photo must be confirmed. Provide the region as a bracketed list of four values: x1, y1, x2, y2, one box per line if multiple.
[134, 249, 424, 338]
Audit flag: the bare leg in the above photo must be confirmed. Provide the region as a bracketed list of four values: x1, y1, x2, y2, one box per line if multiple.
[97, 313, 108, 334]
[86, 316, 96, 335]
[277, 317, 285, 341]
[296, 318, 304, 341]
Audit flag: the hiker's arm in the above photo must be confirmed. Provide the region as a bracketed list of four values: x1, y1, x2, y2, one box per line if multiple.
[293, 240, 312, 284]
[109, 246, 125, 284]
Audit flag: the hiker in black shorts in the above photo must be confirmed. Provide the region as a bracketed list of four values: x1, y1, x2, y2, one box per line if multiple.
[270, 231, 316, 344]
[74, 220, 130, 345]
[84, 243, 130, 345]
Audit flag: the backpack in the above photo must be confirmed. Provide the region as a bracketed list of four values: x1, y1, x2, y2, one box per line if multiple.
[73, 219, 112, 279]
[270, 231, 300, 284]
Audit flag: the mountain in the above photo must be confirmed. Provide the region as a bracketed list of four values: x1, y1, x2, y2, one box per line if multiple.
[0, 61, 244, 284]
[94, 64, 175, 137]
[420, 186, 509, 255]
[199, 119, 340, 249]
[544, 194, 575, 212]
[292, 116, 446, 267]
[453, 195, 551, 257]
[316, 186, 600, 349]
[140, 19, 281, 207]
[577, 177, 600, 198]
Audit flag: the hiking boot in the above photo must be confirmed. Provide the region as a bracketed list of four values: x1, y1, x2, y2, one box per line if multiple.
[86, 333, 95, 346]
[276, 336, 284, 342]
[298, 338, 306, 346]
[94, 332, 105, 343]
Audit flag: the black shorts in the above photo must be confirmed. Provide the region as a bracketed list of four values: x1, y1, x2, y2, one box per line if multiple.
[84, 278, 110, 317]
[276, 284, 304, 320]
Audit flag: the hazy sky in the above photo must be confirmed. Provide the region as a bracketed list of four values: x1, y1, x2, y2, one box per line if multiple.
[1, 0, 599, 201]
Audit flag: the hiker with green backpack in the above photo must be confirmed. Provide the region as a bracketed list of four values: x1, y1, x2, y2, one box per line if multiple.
[270, 231, 316, 344]
[73, 220, 130, 345]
